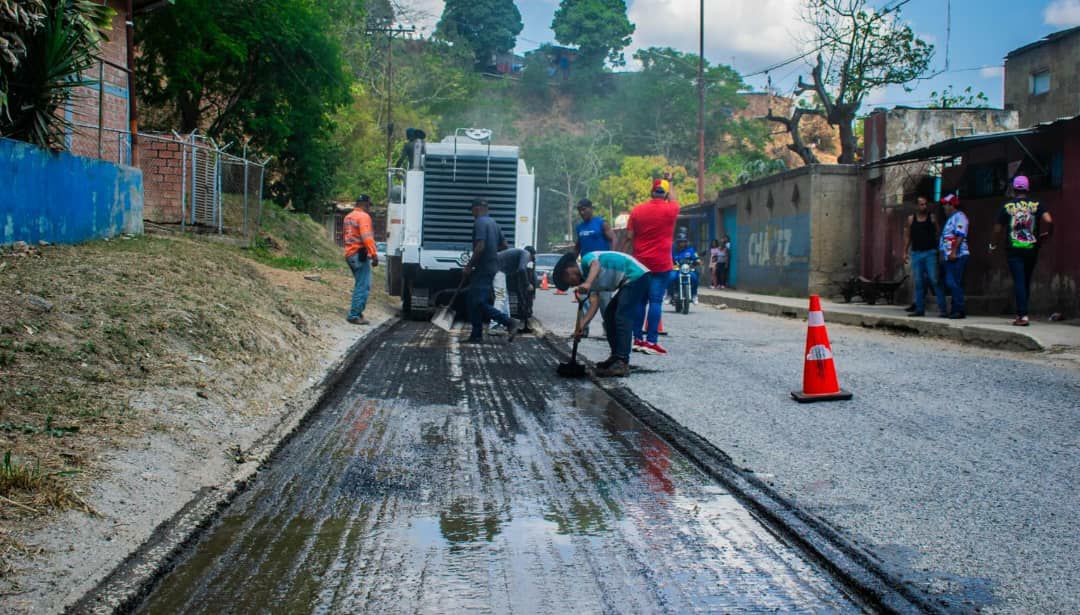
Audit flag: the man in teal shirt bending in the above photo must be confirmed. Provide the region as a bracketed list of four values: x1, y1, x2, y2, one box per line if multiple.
[553, 251, 651, 377]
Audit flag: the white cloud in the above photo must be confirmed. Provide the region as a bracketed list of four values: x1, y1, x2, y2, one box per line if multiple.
[1044, 0, 1080, 26]
[980, 66, 1004, 79]
[626, 0, 809, 72]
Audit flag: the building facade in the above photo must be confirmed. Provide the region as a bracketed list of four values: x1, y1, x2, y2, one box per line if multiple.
[682, 165, 862, 297]
[862, 107, 1019, 290]
[1004, 27, 1080, 127]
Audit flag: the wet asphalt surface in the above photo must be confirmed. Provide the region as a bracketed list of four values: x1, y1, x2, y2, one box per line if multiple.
[533, 290, 1080, 614]
[137, 321, 861, 613]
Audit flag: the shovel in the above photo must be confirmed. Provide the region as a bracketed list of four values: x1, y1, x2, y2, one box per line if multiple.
[432, 277, 467, 332]
[556, 299, 588, 378]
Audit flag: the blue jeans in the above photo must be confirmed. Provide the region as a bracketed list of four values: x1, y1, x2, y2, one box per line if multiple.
[604, 276, 650, 362]
[1006, 250, 1039, 317]
[468, 271, 512, 340]
[943, 255, 968, 316]
[346, 255, 372, 319]
[636, 271, 674, 344]
[911, 250, 945, 315]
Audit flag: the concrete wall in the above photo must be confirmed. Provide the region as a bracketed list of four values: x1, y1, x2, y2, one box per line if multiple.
[1, 138, 143, 246]
[1005, 28, 1080, 127]
[712, 165, 860, 297]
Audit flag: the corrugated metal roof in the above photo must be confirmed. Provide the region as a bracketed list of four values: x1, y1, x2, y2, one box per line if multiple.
[865, 115, 1079, 168]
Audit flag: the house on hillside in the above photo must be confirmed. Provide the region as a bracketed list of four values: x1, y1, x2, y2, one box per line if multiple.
[1004, 26, 1080, 127]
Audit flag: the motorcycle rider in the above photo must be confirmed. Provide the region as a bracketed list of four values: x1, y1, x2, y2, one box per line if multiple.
[669, 235, 701, 304]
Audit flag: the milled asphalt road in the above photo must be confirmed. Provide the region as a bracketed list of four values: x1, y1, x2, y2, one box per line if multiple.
[135, 321, 860, 613]
[534, 290, 1080, 614]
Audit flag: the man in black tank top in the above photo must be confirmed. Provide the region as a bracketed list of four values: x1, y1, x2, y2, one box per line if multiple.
[903, 196, 947, 317]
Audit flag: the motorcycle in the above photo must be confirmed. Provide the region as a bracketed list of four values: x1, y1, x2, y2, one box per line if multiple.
[672, 257, 698, 315]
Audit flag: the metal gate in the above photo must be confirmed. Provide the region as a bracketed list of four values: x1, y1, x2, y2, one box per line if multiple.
[189, 134, 221, 228]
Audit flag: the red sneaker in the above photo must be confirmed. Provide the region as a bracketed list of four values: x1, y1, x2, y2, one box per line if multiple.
[641, 341, 668, 355]
[632, 339, 647, 352]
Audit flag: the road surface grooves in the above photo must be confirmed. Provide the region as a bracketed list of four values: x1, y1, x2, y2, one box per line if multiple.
[136, 322, 860, 613]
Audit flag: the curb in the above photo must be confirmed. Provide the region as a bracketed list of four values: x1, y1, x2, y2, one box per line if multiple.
[66, 318, 401, 614]
[538, 329, 945, 615]
[698, 293, 1043, 351]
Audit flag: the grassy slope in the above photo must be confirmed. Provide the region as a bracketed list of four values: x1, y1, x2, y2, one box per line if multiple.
[0, 204, 375, 570]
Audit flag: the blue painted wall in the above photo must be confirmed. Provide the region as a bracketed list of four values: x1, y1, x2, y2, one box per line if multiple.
[735, 212, 811, 296]
[1, 138, 142, 245]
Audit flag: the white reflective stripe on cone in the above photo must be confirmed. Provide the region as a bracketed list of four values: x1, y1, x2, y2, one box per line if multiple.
[808, 311, 826, 327]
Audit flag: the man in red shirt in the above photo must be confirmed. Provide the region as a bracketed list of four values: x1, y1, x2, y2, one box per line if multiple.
[343, 195, 379, 325]
[624, 179, 679, 355]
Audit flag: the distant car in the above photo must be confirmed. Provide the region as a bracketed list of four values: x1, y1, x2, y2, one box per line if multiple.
[375, 241, 387, 259]
[533, 252, 560, 284]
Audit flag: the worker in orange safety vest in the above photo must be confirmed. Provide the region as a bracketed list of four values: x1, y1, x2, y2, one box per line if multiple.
[344, 195, 379, 325]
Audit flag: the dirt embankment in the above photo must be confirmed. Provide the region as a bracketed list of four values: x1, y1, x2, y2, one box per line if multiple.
[0, 227, 390, 612]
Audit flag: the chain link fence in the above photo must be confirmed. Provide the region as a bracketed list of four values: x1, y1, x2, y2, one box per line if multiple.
[67, 123, 269, 238]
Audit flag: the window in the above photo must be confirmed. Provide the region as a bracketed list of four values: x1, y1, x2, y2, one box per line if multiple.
[1031, 70, 1051, 95]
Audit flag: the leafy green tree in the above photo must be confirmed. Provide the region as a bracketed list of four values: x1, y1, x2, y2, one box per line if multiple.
[435, 0, 523, 70]
[769, 0, 934, 164]
[594, 47, 753, 173]
[524, 124, 621, 248]
[137, 0, 351, 212]
[595, 156, 693, 216]
[930, 85, 990, 109]
[1, 0, 114, 149]
[551, 0, 635, 68]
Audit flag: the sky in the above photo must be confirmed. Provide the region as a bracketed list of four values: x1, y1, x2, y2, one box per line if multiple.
[397, 0, 1080, 108]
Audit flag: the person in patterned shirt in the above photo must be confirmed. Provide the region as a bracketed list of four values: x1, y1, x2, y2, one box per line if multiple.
[939, 193, 969, 319]
[990, 176, 1054, 326]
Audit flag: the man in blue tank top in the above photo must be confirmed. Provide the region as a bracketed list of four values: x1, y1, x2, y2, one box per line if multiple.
[574, 199, 616, 337]
[574, 199, 614, 257]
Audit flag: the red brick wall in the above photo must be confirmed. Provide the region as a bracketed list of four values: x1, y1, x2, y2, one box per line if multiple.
[139, 135, 186, 224]
[66, 1, 131, 163]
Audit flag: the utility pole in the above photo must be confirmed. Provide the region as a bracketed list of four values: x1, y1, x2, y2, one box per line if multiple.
[696, 0, 705, 205]
[366, 24, 416, 168]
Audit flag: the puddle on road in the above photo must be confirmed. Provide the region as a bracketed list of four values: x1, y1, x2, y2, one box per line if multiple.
[138, 324, 860, 614]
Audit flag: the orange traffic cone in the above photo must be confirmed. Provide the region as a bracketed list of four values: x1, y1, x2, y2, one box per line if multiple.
[657, 317, 667, 336]
[554, 286, 567, 295]
[791, 295, 852, 403]
[540, 272, 550, 291]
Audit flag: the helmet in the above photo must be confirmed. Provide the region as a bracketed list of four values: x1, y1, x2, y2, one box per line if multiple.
[1012, 176, 1030, 191]
[577, 198, 593, 209]
[941, 193, 960, 208]
[652, 179, 670, 195]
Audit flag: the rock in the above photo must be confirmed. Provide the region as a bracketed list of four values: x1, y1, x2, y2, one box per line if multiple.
[12, 241, 29, 253]
[196, 390, 209, 399]
[38, 240, 50, 247]
[24, 294, 54, 313]
[304, 274, 322, 282]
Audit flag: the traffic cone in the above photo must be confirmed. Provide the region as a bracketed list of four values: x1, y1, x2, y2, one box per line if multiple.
[791, 295, 852, 403]
[657, 317, 667, 336]
[540, 273, 550, 291]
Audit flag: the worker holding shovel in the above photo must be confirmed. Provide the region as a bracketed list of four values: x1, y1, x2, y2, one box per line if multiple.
[553, 251, 650, 377]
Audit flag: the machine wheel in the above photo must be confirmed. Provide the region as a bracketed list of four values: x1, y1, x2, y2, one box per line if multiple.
[681, 298, 690, 315]
[402, 280, 427, 321]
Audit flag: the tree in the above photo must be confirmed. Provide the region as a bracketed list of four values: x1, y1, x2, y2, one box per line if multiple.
[551, 0, 635, 69]
[595, 156, 693, 216]
[524, 124, 621, 247]
[597, 48, 753, 172]
[1, 0, 114, 149]
[137, 0, 351, 211]
[435, 0, 523, 70]
[767, 0, 933, 164]
[930, 85, 990, 109]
